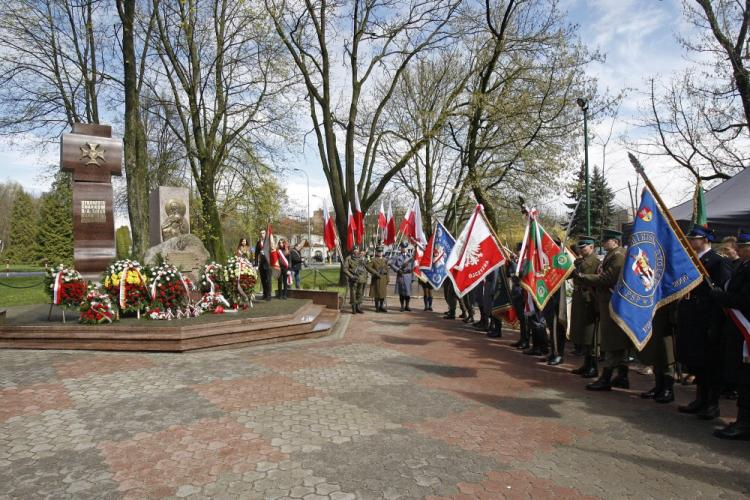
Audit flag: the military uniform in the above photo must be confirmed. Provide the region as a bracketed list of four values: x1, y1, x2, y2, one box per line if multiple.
[576, 229, 632, 391]
[343, 251, 368, 314]
[366, 250, 390, 312]
[711, 236, 750, 439]
[390, 245, 414, 311]
[570, 244, 600, 378]
[676, 226, 733, 418]
[638, 302, 677, 403]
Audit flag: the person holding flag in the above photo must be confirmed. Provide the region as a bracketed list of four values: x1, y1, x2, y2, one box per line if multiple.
[573, 229, 632, 391]
[569, 236, 601, 379]
[675, 225, 733, 420]
[710, 229, 750, 440]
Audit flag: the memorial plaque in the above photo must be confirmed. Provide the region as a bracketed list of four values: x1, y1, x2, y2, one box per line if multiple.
[164, 251, 203, 281]
[72, 183, 116, 276]
[60, 122, 122, 280]
[149, 186, 190, 246]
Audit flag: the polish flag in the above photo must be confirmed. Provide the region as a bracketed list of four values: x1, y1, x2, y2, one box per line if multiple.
[353, 185, 364, 245]
[418, 232, 435, 270]
[263, 224, 279, 269]
[377, 200, 387, 229]
[323, 202, 337, 251]
[384, 199, 396, 245]
[346, 203, 357, 251]
[445, 205, 505, 297]
[400, 198, 427, 246]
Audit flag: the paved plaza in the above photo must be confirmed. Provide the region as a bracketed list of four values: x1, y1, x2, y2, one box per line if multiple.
[1, 306, 749, 499]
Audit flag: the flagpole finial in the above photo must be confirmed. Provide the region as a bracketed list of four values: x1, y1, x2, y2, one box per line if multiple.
[628, 152, 644, 175]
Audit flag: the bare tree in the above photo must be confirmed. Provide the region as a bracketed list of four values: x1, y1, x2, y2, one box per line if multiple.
[150, 0, 296, 260]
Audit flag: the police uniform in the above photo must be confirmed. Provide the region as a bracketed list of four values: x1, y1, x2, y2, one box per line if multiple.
[343, 248, 368, 314]
[366, 248, 390, 312]
[390, 243, 414, 311]
[576, 229, 633, 391]
[676, 225, 733, 419]
[711, 229, 750, 440]
[570, 237, 600, 378]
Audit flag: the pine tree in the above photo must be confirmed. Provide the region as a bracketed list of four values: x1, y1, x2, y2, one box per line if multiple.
[5, 190, 38, 264]
[34, 173, 73, 265]
[590, 167, 616, 239]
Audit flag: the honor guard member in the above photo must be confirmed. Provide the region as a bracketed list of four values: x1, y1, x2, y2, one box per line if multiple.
[367, 246, 390, 312]
[390, 242, 414, 311]
[569, 236, 600, 378]
[710, 229, 750, 440]
[343, 246, 368, 314]
[574, 228, 633, 391]
[676, 225, 733, 420]
[639, 303, 678, 403]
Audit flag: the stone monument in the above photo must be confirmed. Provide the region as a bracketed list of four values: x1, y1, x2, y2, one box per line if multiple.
[149, 186, 190, 246]
[60, 123, 122, 279]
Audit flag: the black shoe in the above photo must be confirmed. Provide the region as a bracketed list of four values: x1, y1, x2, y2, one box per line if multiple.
[571, 356, 591, 375]
[697, 405, 720, 420]
[444, 313, 456, 319]
[678, 400, 706, 414]
[654, 388, 675, 404]
[458, 312, 466, 319]
[547, 355, 563, 366]
[487, 330, 501, 338]
[611, 376, 630, 389]
[463, 316, 474, 324]
[641, 387, 659, 399]
[714, 420, 750, 440]
[523, 347, 544, 356]
[581, 366, 599, 379]
[511, 340, 524, 348]
[586, 369, 613, 391]
[515, 341, 530, 350]
[351, 305, 357, 314]
[356, 305, 365, 314]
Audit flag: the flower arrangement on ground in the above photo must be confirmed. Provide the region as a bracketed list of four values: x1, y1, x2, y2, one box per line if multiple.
[224, 256, 258, 308]
[45, 264, 87, 309]
[79, 286, 116, 324]
[102, 259, 149, 316]
[197, 262, 231, 311]
[147, 263, 194, 311]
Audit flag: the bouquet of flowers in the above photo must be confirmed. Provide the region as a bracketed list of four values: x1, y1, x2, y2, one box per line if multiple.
[199, 262, 225, 295]
[196, 292, 230, 313]
[224, 256, 258, 308]
[147, 263, 194, 311]
[79, 286, 116, 324]
[45, 264, 87, 309]
[102, 260, 149, 315]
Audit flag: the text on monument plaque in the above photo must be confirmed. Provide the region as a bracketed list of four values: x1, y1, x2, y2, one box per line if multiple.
[80, 200, 107, 224]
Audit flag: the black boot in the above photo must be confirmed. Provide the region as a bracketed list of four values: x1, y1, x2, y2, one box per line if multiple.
[356, 304, 365, 314]
[399, 297, 405, 312]
[641, 371, 663, 399]
[611, 365, 630, 389]
[714, 407, 750, 440]
[586, 367, 613, 391]
[423, 296, 429, 311]
[679, 384, 708, 414]
[571, 355, 592, 375]
[654, 375, 675, 403]
[351, 305, 357, 314]
[698, 387, 720, 420]
[581, 357, 599, 379]
[381, 300, 388, 313]
[404, 297, 411, 311]
[427, 296, 433, 311]
[547, 354, 563, 366]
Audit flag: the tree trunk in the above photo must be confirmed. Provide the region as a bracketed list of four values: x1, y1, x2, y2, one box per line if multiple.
[197, 168, 226, 262]
[118, 0, 149, 259]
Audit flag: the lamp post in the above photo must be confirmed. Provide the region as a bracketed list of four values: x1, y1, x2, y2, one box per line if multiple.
[292, 168, 311, 258]
[576, 97, 591, 236]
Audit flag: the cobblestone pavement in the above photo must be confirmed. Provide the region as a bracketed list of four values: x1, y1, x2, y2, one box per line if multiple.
[1, 305, 750, 499]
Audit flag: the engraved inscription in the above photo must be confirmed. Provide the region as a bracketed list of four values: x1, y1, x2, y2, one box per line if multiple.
[80, 200, 106, 224]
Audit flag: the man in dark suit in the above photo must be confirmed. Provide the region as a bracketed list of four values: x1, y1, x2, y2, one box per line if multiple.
[676, 225, 733, 420]
[254, 229, 272, 300]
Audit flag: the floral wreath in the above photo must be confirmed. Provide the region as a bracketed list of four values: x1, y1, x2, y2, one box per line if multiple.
[45, 264, 87, 309]
[79, 285, 117, 325]
[103, 259, 149, 315]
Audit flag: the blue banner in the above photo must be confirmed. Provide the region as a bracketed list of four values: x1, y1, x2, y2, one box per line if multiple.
[610, 188, 703, 350]
[420, 222, 455, 289]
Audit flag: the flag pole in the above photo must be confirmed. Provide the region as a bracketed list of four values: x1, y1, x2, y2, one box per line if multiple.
[627, 153, 710, 279]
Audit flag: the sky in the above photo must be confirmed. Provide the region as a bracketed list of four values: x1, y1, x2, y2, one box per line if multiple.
[0, 0, 705, 223]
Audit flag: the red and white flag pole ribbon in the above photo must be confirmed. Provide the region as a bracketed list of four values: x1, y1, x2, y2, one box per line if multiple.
[52, 271, 64, 305]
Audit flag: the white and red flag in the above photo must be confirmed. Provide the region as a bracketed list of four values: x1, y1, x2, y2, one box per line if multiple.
[399, 198, 427, 246]
[418, 232, 435, 271]
[353, 185, 364, 245]
[263, 224, 279, 269]
[377, 200, 387, 229]
[323, 202, 337, 251]
[384, 199, 396, 245]
[445, 204, 505, 297]
[346, 203, 357, 251]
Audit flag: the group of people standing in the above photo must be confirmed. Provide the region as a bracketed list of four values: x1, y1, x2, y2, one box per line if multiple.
[235, 231, 304, 300]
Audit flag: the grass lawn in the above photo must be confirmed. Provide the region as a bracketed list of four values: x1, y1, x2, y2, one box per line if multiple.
[1, 264, 46, 272]
[0, 276, 48, 308]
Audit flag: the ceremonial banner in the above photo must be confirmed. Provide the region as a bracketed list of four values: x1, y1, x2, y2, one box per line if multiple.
[446, 205, 505, 297]
[346, 203, 356, 251]
[400, 198, 427, 246]
[518, 212, 575, 310]
[490, 266, 513, 318]
[263, 224, 279, 269]
[384, 199, 396, 245]
[377, 200, 387, 229]
[353, 185, 364, 245]
[610, 188, 703, 350]
[692, 181, 707, 228]
[419, 222, 455, 289]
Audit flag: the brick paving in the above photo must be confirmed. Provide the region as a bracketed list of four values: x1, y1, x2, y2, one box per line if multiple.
[1, 304, 750, 499]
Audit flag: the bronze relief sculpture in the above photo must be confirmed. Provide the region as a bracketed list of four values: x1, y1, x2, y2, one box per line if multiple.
[161, 199, 188, 241]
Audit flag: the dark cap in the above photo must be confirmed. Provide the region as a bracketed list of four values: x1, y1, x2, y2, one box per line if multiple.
[686, 225, 716, 242]
[399, 241, 409, 249]
[602, 228, 622, 241]
[576, 235, 596, 247]
[737, 228, 750, 246]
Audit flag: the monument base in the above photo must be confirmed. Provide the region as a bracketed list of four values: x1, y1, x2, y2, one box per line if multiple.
[0, 294, 339, 352]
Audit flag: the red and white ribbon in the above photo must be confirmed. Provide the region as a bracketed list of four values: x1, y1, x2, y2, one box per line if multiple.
[727, 308, 750, 364]
[119, 265, 145, 309]
[52, 271, 64, 305]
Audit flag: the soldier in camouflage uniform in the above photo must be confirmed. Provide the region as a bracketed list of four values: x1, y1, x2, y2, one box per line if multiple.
[343, 246, 368, 314]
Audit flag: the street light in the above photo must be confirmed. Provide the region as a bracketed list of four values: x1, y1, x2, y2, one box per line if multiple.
[576, 97, 591, 236]
[292, 168, 311, 259]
